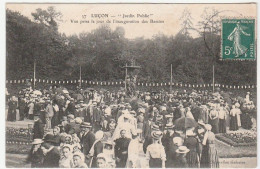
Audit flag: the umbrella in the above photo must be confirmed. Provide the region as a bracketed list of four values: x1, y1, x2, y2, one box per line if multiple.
[174, 117, 198, 131]
[33, 90, 42, 96]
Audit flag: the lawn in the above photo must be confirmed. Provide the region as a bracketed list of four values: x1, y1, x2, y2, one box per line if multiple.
[216, 139, 257, 158]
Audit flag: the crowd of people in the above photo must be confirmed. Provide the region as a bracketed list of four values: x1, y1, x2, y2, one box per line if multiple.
[6, 85, 256, 168]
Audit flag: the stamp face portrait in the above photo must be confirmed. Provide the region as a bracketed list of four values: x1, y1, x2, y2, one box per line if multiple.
[221, 19, 255, 60]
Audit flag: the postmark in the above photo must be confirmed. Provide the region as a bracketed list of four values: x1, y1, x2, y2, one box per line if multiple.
[221, 18, 255, 60]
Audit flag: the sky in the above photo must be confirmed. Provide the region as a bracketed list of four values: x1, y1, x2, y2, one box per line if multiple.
[6, 3, 257, 39]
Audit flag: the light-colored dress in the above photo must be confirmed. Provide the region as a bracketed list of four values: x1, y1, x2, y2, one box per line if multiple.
[126, 138, 141, 168]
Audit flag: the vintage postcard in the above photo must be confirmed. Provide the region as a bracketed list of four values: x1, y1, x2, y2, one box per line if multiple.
[5, 3, 257, 168]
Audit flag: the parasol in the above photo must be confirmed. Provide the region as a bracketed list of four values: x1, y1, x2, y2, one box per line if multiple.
[174, 117, 198, 131]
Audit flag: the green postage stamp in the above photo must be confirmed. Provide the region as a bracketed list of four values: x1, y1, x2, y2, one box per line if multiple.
[221, 19, 255, 60]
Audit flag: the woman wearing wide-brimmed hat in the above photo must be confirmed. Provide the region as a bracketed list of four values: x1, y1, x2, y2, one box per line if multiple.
[26, 139, 44, 168]
[200, 124, 219, 168]
[146, 131, 166, 168]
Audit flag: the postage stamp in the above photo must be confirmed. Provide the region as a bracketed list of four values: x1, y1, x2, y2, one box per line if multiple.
[221, 19, 256, 60]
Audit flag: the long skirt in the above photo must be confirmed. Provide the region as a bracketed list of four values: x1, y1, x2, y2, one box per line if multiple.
[19, 108, 25, 120]
[225, 113, 230, 127]
[7, 109, 16, 121]
[149, 158, 162, 168]
[210, 118, 219, 134]
[219, 119, 226, 133]
[241, 114, 252, 129]
[200, 144, 219, 168]
[186, 150, 199, 168]
[229, 115, 238, 131]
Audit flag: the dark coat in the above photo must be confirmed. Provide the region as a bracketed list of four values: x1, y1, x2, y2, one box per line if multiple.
[93, 108, 102, 122]
[81, 131, 96, 156]
[165, 144, 178, 168]
[33, 119, 45, 139]
[142, 120, 154, 139]
[67, 102, 76, 114]
[68, 123, 81, 138]
[114, 137, 131, 168]
[91, 140, 104, 168]
[42, 147, 60, 168]
[27, 147, 44, 168]
[52, 135, 61, 146]
[65, 122, 76, 133]
[143, 136, 153, 154]
[7, 101, 17, 121]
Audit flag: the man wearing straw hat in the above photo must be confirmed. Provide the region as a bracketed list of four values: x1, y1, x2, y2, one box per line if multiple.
[27, 139, 44, 168]
[80, 122, 95, 164]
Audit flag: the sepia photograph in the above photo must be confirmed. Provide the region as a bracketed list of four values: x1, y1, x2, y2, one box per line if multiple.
[5, 3, 257, 168]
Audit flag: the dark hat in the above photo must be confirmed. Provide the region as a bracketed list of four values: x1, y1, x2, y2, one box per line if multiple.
[80, 122, 92, 128]
[43, 134, 55, 144]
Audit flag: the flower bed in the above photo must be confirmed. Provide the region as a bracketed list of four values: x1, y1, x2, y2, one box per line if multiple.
[216, 129, 257, 147]
[6, 127, 33, 143]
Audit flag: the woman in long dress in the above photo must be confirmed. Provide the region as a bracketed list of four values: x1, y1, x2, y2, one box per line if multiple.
[229, 105, 238, 131]
[184, 129, 200, 168]
[209, 107, 219, 134]
[228, 22, 251, 57]
[7, 96, 17, 121]
[200, 124, 219, 168]
[126, 133, 141, 168]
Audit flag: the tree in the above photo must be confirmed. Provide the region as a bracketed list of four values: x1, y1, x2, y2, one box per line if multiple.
[178, 8, 195, 38]
[31, 6, 62, 31]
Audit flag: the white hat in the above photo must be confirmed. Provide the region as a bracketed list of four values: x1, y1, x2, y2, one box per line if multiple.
[172, 137, 182, 145]
[176, 146, 190, 154]
[32, 139, 44, 145]
[75, 117, 82, 124]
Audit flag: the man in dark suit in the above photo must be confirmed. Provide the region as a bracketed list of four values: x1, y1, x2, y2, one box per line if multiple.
[93, 103, 102, 132]
[142, 115, 154, 140]
[80, 122, 96, 164]
[114, 129, 131, 168]
[33, 115, 45, 139]
[143, 124, 160, 153]
[67, 98, 76, 115]
[41, 142, 60, 168]
[64, 114, 76, 133]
